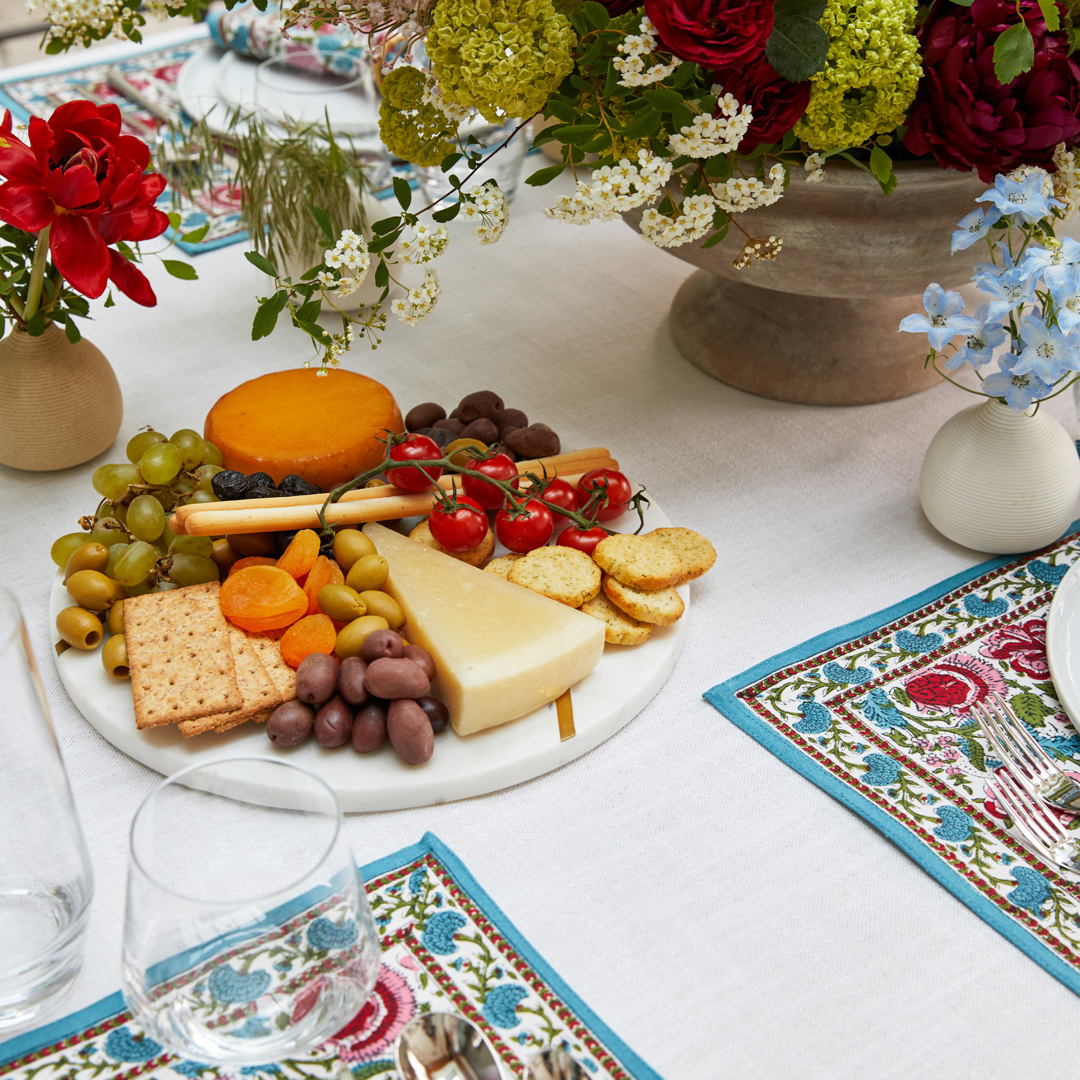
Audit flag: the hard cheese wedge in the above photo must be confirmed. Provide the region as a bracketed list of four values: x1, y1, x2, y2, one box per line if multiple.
[364, 523, 605, 736]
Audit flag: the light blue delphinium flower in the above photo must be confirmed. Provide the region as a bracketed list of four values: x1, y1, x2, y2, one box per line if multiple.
[1011, 314, 1080, 383]
[975, 264, 1039, 322]
[943, 304, 1008, 370]
[981, 353, 1055, 411]
[1016, 236, 1080, 289]
[976, 171, 1061, 225]
[899, 283, 976, 350]
[952, 207, 1002, 253]
[1051, 263, 1080, 332]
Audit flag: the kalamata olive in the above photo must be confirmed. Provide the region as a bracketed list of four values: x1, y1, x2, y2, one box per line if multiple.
[361, 628, 405, 662]
[338, 656, 370, 706]
[56, 607, 103, 650]
[332, 528, 377, 572]
[496, 407, 528, 432]
[336, 616, 390, 658]
[266, 700, 315, 748]
[415, 695, 449, 733]
[314, 695, 354, 748]
[346, 553, 389, 593]
[505, 424, 561, 459]
[211, 470, 250, 500]
[102, 634, 129, 678]
[498, 444, 517, 462]
[387, 699, 435, 764]
[66, 569, 119, 611]
[106, 599, 125, 635]
[247, 485, 285, 499]
[403, 644, 436, 681]
[318, 583, 366, 622]
[64, 542, 110, 583]
[351, 700, 388, 753]
[364, 656, 430, 699]
[457, 391, 504, 424]
[295, 652, 340, 705]
[406, 402, 447, 431]
[432, 418, 465, 435]
[359, 591, 404, 631]
[279, 474, 322, 497]
[415, 427, 434, 438]
[247, 472, 275, 488]
[227, 532, 278, 557]
[449, 406, 464, 421]
[427, 428, 455, 450]
[460, 418, 499, 445]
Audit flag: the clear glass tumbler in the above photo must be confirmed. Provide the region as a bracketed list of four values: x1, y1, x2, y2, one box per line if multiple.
[415, 118, 531, 206]
[0, 586, 94, 1031]
[122, 757, 379, 1066]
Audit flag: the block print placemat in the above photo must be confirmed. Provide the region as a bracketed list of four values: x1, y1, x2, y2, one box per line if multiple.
[706, 524, 1080, 998]
[0, 834, 660, 1080]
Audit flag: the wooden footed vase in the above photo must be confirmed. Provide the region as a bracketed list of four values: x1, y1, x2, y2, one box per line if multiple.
[623, 161, 989, 406]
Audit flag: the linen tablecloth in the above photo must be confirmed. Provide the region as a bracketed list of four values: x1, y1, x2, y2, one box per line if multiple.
[3, 37, 1080, 1079]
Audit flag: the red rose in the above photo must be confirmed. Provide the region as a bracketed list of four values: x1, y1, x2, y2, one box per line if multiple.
[599, 0, 642, 12]
[904, 0, 1080, 183]
[643, 0, 773, 68]
[0, 100, 168, 305]
[712, 57, 811, 152]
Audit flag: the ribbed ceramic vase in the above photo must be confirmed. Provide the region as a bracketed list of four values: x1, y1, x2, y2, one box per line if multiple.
[0, 323, 122, 472]
[919, 399, 1080, 554]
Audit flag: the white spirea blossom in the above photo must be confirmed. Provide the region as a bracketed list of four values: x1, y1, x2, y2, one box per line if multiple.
[320, 228, 371, 297]
[1053, 143, 1080, 218]
[710, 164, 785, 214]
[733, 234, 783, 269]
[543, 149, 673, 225]
[459, 183, 509, 244]
[667, 95, 752, 159]
[422, 75, 473, 125]
[398, 221, 450, 264]
[803, 152, 826, 184]
[28, 0, 126, 45]
[391, 267, 441, 325]
[1007, 163, 1055, 200]
[639, 192, 716, 248]
[614, 15, 682, 87]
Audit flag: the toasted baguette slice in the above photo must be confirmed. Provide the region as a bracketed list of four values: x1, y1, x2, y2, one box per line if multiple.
[409, 518, 495, 567]
[581, 591, 653, 645]
[603, 574, 684, 626]
[508, 546, 602, 607]
[592, 534, 682, 591]
[647, 527, 716, 584]
[484, 554, 525, 579]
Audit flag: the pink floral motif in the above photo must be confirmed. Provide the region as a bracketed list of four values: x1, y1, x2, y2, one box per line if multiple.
[903, 651, 1009, 713]
[980, 619, 1050, 679]
[327, 965, 416, 1063]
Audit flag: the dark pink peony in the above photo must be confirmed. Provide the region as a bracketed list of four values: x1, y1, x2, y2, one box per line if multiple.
[712, 57, 811, 151]
[643, 0, 773, 68]
[979, 619, 1051, 679]
[904, 0, 1080, 183]
[904, 652, 1007, 712]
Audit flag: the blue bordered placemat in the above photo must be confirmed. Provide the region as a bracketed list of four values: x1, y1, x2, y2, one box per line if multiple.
[0, 833, 661, 1080]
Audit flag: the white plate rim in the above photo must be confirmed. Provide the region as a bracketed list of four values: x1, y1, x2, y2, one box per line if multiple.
[1045, 560, 1080, 722]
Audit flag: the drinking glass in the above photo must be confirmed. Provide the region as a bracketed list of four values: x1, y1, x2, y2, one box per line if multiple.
[415, 118, 531, 206]
[253, 52, 378, 135]
[0, 586, 94, 1031]
[122, 757, 379, 1066]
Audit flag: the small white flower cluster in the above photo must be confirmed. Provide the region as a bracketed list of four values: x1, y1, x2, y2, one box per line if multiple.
[733, 234, 783, 270]
[310, 326, 356, 372]
[639, 192, 716, 248]
[391, 267, 441, 326]
[803, 152, 826, 184]
[459, 183, 509, 244]
[398, 221, 449, 264]
[543, 149, 673, 225]
[667, 95, 752, 159]
[1007, 163, 1055, 200]
[1052, 143, 1080, 217]
[711, 164, 785, 214]
[614, 15, 682, 87]
[318, 229, 371, 297]
[422, 76, 473, 125]
[28, 0, 126, 44]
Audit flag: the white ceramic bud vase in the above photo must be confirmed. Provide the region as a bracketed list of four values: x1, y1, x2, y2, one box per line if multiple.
[920, 398, 1080, 554]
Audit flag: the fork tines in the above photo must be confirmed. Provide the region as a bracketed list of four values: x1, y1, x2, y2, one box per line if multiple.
[987, 769, 1080, 870]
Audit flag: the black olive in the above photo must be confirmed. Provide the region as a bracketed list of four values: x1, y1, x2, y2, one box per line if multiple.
[415, 696, 450, 733]
[279, 474, 322, 497]
[427, 427, 455, 449]
[246, 472, 275, 489]
[247, 485, 285, 499]
[211, 470, 250, 501]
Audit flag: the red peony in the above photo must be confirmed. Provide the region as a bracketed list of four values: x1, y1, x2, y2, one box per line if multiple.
[979, 619, 1050, 679]
[643, 0, 773, 68]
[599, 0, 642, 12]
[904, 0, 1080, 183]
[0, 100, 169, 306]
[712, 57, 811, 152]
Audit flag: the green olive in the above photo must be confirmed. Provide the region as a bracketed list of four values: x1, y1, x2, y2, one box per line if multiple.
[102, 634, 129, 678]
[66, 569, 119, 612]
[345, 553, 389, 593]
[359, 590, 404, 630]
[364, 478, 391, 489]
[56, 607, 104, 650]
[226, 532, 278, 557]
[63, 542, 110, 583]
[445, 438, 488, 467]
[335, 615, 389, 658]
[332, 529, 377, 572]
[210, 539, 239, 575]
[317, 583, 366, 623]
[106, 599, 125, 635]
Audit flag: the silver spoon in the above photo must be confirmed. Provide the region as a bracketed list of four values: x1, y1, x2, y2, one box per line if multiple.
[395, 1011, 503, 1080]
[527, 1048, 586, 1080]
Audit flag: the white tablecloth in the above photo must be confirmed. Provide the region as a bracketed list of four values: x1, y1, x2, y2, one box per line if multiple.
[3, 40, 1080, 1076]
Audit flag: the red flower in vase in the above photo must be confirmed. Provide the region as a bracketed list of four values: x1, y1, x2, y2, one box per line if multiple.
[0, 100, 169, 305]
[643, 0, 773, 69]
[711, 57, 811, 152]
[979, 619, 1051, 679]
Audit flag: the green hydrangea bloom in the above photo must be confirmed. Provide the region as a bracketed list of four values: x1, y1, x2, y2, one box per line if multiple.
[378, 66, 456, 168]
[426, 0, 577, 123]
[794, 0, 922, 152]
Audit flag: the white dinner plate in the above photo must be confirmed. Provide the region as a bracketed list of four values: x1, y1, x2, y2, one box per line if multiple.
[1045, 561, 1080, 720]
[50, 500, 688, 812]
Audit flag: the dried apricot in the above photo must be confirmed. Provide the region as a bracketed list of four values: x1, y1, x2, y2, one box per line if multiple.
[277, 529, 321, 580]
[303, 555, 345, 616]
[220, 566, 308, 630]
[228, 556, 279, 576]
[279, 614, 338, 669]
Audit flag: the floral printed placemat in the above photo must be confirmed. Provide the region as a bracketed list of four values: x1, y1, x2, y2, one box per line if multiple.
[706, 524, 1080, 997]
[0, 834, 660, 1080]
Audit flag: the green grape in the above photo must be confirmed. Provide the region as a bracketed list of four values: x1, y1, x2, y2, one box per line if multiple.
[169, 553, 220, 587]
[51, 532, 92, 568]
[90, 519, 129, 548]
[172, 476, 196, 495]
[139, 442, 182, 486]
[106, 542, 129, 578]
[126, 430, 166, 465]
[169, 535, 214, 559]
[170, 429, 205, 470]
[92, 464, 118, 497]
[127, 494, 166, 543]
[153, 581, 180, 592]
[202, 440, 224, 467]
[160, 520, 177, 551]
[113, 541, 158, 587]
[194, 464, 223, 492]
[153, 538, 169, 557]
[93, 463, 141, 502]
[126, 579, 153, 597]
[99, 500, 128, 525]
[187, 491, 219, 504]
[152, 489, 177, 512]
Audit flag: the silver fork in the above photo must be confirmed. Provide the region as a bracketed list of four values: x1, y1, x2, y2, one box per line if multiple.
[986, 768, 1080, 871]
[969, 694, 1080, 811]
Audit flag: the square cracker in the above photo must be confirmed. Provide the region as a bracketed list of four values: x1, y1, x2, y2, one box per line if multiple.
[244, 632, 296, 702]
[177, 626, 283, 738]
[126, 583, 241, 728]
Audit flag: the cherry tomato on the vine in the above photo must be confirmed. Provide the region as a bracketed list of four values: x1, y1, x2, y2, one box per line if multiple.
[557, 525, 608, 556]
[387, 434, 443, 492]
[513, 475, 578, 530]
[429, 495, 488, 552]
[578, 468, 633, 522]
[494, 499, 553, 553]
[461, 452, 517, 509]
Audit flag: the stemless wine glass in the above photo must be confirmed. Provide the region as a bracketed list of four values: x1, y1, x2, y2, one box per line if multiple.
[122, 757, 379, 1066]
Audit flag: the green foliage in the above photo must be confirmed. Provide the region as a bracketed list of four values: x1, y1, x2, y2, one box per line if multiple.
[767, 0, 831, 81]
[993, 20, 1036, 85]
[378, 66, 456, 168]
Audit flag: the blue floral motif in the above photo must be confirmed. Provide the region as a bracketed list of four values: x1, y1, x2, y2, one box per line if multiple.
[104, 1028, 163, 1062]
[208, 964, 271, 1004]
[894, 630, 944, 654]
[1007, 867, 1052, 912]
[421, 911, 467, 954]
[822, 661, 874, 685]
[1028, 560, 1069, 585]
[481, 983, 529, 1028]
[170, 1062, 210, 1077]
[861, 687, 906, 730]
[933, 806, 972, 843]
[793, 700, 831, 734]
[861, 754, 902, 786]
[308, 917, 359, 951]
[963, 595, 1009, 618]
[408, 867, 427, 896]
[232, 1017, 272, 1039]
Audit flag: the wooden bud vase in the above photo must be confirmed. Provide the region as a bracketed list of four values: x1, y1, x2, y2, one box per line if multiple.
[0, 323, 122, 472]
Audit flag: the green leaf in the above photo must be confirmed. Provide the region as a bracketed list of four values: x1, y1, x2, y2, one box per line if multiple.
[440, 152, 463, 170]
[869, 144, 893, 185]
[251, 289, 288, 340]
[367, 229, 401, 254]
[103, 289, 115, 308]
[965, 736, 986, 773]
[993, 20, 1035, 85]
[245, 250, 279, 277]
[1010, 692, 1055, 727]
[375, 259, 389, 289]
[582, 0, 609, 28]
[64, 317, 81, 344]
[393, 176, 413, 211]
[309, 203, 334, 241]
[614, 107, 661, 139]
[671, 104, 694, 133]
[526, 163, 566, 187]
[296, 298, 321, 323]
[1036, 0, 1060, 30]
[432, 202, 461, 223]
[643, 87, 683, 110]
[293, 316, 332, 346]
[1068, 27, 1080, 53]
[578, 37, 604, 66]
[167, 212, 182, 230]
[766, 0, 830, 82]
[544, 98, 576, 124]
[893, 686, 911, 707]
[162, 259, 198, 280]
[552, 123, 600, 145]
[179, 223, 210, 244]
[26, 312, 46, 336]
[372, 216, 400, 235]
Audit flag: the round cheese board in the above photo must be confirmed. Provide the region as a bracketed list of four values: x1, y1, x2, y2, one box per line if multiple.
[50, 500, 688, 812]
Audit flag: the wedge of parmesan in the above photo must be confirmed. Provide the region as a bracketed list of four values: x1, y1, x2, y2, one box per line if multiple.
[364, 523, 605, 736]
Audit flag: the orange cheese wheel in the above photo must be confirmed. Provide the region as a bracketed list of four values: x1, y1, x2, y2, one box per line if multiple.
[204, 369, 403, 492]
